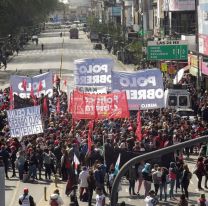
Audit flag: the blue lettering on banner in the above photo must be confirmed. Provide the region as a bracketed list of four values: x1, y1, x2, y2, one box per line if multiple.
[74, 58, 113, 87]
[112, 69, 165, 110]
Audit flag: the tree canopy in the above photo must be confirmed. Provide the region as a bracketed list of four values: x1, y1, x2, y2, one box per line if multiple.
[0, 0, 58, 36]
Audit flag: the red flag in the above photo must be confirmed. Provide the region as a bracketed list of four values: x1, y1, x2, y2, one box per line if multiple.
[88, 120, 94, 153]
[43, 97, 48, 113]
[33, 98, 37, 106]
[9, 86, 14, 110]
[56, 97, 60, 113]
[22, 79, 27, 91]
[30, 86, 34, 98]
[53, 74, 56, 84]
[135, 110, 142, 141]
[64, 79, 67, 87]
[38, 81, 43, 92]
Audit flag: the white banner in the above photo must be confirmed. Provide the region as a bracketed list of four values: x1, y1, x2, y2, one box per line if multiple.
[7, 106, 43, 138]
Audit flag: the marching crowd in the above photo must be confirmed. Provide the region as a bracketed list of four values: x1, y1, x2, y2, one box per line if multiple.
[0, 73, 208, 206]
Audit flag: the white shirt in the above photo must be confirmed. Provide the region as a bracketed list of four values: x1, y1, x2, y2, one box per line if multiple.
[19, 194, 30, 206]
[95, 194, 105, 206]
[144, 196, 158, 206]
[79, 170, 89, 187]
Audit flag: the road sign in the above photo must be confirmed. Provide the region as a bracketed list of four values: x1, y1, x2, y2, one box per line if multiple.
[147, 40, 188, 60]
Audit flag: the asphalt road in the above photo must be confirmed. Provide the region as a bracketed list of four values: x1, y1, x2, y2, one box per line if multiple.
[2, 29, 202, 206]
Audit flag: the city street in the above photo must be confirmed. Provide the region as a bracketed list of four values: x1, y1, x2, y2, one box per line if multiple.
[0, 29, 134, 90]
[2, 28, 203, 206]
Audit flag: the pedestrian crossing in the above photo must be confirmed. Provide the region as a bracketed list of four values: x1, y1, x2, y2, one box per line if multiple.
[19, 48, 108, 57]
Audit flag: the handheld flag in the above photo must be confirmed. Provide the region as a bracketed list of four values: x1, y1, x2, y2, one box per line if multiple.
[22, 79, 27, 91]
[9, 86, 14, 110]
[135, 110, 142, 141]
[88, 120, 94, 153]
[114, 153, 121, 176]
[73, 154, 80, 175]
[56, 97, 60, 113]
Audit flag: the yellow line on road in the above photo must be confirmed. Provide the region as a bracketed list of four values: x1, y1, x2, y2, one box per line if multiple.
[9, 180, 20, 206]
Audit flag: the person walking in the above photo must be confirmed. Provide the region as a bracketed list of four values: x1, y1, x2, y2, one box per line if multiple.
[0, 145, 10, 179]
[181, 164, 192, 199]
[49, 189, 64, 206]
[204, 156, 208, 188]
[127, 165, 137, 195]
[152, 167, 162, 196]
[87, 170, 96, 206]
[142, 163, 152, 197]
[168, 162, 177, 200]
[195, 156, 205, 190]
[160, 167, 168, 201]
[78, 166, 89, 201]
[18, 188, 35, 206]
[137, 161, 144, 196]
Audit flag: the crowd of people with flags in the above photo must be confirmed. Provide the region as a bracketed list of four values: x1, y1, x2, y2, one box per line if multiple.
[0, 66, 208, 206]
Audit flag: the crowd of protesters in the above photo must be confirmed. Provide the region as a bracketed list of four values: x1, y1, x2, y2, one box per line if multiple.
[0, 73, 208, 206]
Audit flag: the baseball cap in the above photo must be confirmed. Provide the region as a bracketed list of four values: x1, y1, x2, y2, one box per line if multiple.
[23, 188, 29, 193]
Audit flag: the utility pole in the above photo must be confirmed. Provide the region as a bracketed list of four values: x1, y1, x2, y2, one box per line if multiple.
[195, 0, 201, 95]
[121, 0, 126, 42]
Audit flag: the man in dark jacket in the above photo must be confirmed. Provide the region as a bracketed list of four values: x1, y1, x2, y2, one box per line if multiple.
[0, 145, 10, 179]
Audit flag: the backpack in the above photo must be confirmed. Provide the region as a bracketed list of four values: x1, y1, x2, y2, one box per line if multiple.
[50, 198, 58, 206]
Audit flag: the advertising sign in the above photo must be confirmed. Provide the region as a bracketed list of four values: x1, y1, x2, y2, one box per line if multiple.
[74, 58, 113, 88]
[7, 106, 43, 138]
[10, 72, 53, 98]
[163, 0, 195, 11]
[111, 69, 165, 110]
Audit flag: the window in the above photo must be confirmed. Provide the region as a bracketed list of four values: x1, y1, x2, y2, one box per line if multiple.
[168, 96, 177, 106]
[179, 96, 188, 106]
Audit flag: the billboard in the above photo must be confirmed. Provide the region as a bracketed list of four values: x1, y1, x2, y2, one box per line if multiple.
[163, 0, 195, 11]
[198, 1, 208, 55]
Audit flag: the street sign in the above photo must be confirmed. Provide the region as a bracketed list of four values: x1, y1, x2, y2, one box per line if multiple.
[147, 40, 188, 60]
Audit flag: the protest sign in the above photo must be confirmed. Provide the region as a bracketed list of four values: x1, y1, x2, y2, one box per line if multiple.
[112, 69, 164, 110]
[70, 90, 129, 119]
[7, 106, 43, 138]
[74, 58, 113, 88]
[10, 72, 53, 98]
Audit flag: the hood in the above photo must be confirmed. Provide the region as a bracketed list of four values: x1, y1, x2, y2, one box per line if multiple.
[50, 194, 59, 200]
[170, 162, 176, 168]
[142, 163, 151, 173]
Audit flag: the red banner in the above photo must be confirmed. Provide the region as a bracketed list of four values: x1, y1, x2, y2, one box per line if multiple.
[70, 90, 129, 120]
[135, 110, 142, 141]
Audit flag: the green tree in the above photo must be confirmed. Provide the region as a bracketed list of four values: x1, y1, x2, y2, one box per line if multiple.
[0, 0, 58, 36]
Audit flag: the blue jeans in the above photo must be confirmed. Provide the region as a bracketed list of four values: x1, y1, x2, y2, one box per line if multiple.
[159, 183, 167, 201]
[29, 164, 37, 180]
[18, 164, 24, 180]
[169, 180, 175, 198]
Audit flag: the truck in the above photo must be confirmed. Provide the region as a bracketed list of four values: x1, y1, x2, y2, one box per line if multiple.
[89, 31, 99, 42]
[164, 85, 191, 109]
[69, 28, 79, 39]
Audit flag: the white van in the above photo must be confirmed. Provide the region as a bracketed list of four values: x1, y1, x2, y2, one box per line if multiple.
[164, 88, 191, 109]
